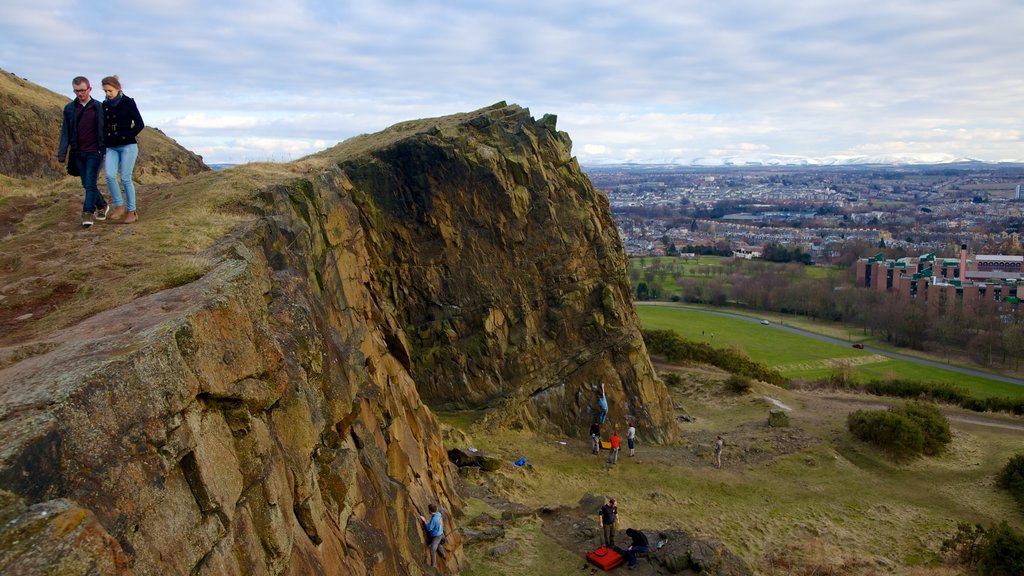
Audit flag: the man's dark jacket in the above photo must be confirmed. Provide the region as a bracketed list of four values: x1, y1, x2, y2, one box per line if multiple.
[57, 98, 105, 161]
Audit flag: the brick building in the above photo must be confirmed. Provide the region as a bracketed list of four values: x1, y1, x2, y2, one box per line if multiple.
[854, 246, 1020, 315]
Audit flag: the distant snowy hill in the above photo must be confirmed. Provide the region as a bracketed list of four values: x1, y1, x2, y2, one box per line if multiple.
[583, 153, 1023, 167]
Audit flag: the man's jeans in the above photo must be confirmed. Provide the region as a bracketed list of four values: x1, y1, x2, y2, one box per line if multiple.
[614, 544, 649, 566]
[105, 144, 138, 212]
[75, 152, 106, 213]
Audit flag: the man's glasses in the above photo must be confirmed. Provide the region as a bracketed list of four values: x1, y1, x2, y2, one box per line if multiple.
[73, 88, 89, 94]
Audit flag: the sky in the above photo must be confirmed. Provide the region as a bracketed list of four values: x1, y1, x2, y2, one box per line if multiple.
[2, 0, 1023, 165]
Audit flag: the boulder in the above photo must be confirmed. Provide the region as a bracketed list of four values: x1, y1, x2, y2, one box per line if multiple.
[448, 448, 504, 471]
[769, 409, 791, 428]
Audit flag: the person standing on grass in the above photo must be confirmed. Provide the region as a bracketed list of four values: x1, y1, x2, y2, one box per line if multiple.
[714, 435, 724, 468]
[608, 429, 620, 465]
[627, 422, 637, 457]
[419, 503, 447, 567]
[101, 75, 145, 224]
[599, 498, 618, 547]
[57, 76, 109, 228]
[590, 420, 601, 455]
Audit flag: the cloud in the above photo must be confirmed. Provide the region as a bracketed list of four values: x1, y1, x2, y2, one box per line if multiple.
[169, 114, 263, 131]
[2, 0, 1022, 163]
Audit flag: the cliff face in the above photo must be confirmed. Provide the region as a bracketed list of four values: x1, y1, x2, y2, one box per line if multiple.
[0, 70, 207, 181]
[329, 104, 677, 440]
[0, 171, 462, 575]
[0, 103, 675, 574]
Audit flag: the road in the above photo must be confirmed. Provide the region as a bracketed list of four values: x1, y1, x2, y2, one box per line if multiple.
[637, 303, 1024, 388]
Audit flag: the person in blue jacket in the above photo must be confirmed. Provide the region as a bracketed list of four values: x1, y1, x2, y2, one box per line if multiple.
[597, 383, 608, 424]
[419, 503, 447, 567]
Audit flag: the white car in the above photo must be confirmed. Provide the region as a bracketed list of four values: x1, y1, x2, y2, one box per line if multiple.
[760, 320, 770, 325]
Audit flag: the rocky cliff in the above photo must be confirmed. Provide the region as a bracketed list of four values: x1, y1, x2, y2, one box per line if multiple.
[315, 104, 678, 440]
[0, 70, 207, 181]
[0, 103, 676, 574]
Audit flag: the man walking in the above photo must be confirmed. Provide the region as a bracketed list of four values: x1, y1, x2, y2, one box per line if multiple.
[57, 76, 108, 227]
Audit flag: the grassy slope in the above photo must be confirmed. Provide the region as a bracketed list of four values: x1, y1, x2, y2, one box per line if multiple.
[0, 163, 303, 347]
[636, 303, 1024, 399]
[447, 369, 1023, 575]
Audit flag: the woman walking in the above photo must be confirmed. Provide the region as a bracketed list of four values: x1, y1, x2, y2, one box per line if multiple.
[101, 76, 144, 223]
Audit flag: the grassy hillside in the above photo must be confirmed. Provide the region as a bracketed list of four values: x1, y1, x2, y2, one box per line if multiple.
[0, 69, 207, 181]
[0, 162, 304, 349]
[447, 363, 1024, 575]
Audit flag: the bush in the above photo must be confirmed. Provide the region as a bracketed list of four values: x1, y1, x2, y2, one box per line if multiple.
[979, 522, 1024, 575]
[846, 401, 950, 459]
[997, 453, 1024, 511]
[662, 372, 683, 387]
[942, 521, 1024, 575]
[898, 401, 951, 456]
[848, 409, 924, 459]
[724, 374, 753, 394]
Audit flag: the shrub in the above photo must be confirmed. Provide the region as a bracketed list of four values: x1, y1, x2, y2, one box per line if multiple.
[942, 521, 1024, 576]
[898, 401, 951, 456]
[997, 453, 1024, 511]
[662, 372, 683, 387]
[724, 374, 753, 394]
[978, 522, 1024, 575]
[847, 409, 923, 459]
[847, 401, 951, 459]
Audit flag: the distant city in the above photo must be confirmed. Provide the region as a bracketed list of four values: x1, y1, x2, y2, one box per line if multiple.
[584, 163, 1024, 262]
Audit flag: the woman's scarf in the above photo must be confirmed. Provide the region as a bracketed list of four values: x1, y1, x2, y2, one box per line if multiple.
[106, 93, 124, 107]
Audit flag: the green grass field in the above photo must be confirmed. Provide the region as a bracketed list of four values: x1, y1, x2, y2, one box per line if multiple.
[636, 303, 1024, 400]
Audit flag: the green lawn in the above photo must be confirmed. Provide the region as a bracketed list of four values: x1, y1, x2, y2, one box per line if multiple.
[636, 303, 1024, 399]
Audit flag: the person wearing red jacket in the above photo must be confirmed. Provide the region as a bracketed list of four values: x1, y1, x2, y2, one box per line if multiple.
[608, 429, 621, 465]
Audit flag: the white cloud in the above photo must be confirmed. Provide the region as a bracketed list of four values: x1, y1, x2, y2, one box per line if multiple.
[169, 114, 263, 131]
[2, 0, 1022, 163]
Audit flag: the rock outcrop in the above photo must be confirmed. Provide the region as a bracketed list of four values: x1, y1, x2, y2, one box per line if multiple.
[0, 69, 207, 181]
[318, 104, 677, 441]
[0, 102, 676, 574]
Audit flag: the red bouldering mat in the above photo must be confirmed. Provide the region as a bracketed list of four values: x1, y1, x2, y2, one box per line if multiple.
[586, 546, 624, 571]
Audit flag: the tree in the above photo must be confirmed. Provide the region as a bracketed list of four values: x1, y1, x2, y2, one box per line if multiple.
[636, 282, 650, 301]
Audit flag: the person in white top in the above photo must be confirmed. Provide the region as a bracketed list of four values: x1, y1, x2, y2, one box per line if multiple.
[626, 423, 637, 457]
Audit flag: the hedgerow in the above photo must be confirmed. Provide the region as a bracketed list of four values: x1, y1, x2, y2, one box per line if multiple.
[643, 329, 787, 386]
[811, 373, 1024, 417]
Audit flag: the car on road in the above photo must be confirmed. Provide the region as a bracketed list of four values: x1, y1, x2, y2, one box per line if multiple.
[760, 320, 770, 325]
[852, 343, 865, 349]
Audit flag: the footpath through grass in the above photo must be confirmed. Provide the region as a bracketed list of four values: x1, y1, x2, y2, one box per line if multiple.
[635, 303, 1024, 400]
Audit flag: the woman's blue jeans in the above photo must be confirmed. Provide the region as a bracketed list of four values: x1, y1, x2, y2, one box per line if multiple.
[105, 143, 139, 212]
